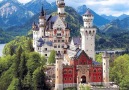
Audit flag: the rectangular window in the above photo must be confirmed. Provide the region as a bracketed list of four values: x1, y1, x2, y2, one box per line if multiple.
[58, 45, 60, 48]
[45, 48, 47, 51]
[45, 54, 47, 56]
[70, 78, 72, 81]
[58, 40, 60, 42]
[57, 33, 61, 36]
[62, 40, 64, 42]
[62, 45, 64, 48]
[54, 45, 57, 48]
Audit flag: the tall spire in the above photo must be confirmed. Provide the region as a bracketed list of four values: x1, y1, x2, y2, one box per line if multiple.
[40, 4, 44, 16]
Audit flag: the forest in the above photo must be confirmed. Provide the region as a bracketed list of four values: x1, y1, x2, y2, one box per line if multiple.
[0, 36, 52, 90]
[0, 36, 128, 90]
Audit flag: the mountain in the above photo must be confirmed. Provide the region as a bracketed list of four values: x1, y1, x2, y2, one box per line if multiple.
[25, 0, 51, 14]
[118, 14, 129, 20]
[100, 17, 129, 34]
[101, 14, 129, 21]
[76, 5, 110, 26]
[76, 5, 87, 15]
[5, 6, 83, 37]
[101, 14, 117, 21]
[0, 0, 34, 28]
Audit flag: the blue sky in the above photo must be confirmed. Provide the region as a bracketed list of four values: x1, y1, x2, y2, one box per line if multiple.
[1, 0, 129, 16]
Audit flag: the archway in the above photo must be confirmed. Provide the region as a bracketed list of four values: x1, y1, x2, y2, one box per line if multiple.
[81, 76, 86, 83]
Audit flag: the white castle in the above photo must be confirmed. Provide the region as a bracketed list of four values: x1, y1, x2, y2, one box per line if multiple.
[32, 0, 70, 58]
[32, 0, 96, 61]
[32, 0, 119, 90]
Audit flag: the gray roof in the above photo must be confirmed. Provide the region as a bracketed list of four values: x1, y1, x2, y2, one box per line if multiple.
[50, 16, 58, 22]
[37, 38, 45, 47]
[46, 41, 53, 46]
[46, 15, 51, 21]
[36, 38, 53, 47]
[92, 61, 100, 65]
[73, 37, 81, 45]
[83, 9, 93, 16]
[75, 49, 82, 58]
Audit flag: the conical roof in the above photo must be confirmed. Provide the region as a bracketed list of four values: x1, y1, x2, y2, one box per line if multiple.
[84, 8, 93, 16]
[40, 5, 45, 16]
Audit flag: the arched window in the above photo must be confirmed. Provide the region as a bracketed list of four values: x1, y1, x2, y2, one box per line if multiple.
[63, 70, 67, 74]
[94, 69, 96, 72]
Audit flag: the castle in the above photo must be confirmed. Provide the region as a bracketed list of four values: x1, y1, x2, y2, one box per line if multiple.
[32, 0, 118, 90]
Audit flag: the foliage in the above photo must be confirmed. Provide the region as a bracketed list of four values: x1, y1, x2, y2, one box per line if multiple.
[0, 36, 49, 90]
[110, 54, 129, 89]
[3, 36, 33, 56]
[79, 84, 90, 90]
[7, 78, 21, 90]
[27, 52, 41, 73]
[95, 53, 102, 63]
[48, 50, 56, 64]
[64, 87, 76, 90]
[32, 67, 49, 90]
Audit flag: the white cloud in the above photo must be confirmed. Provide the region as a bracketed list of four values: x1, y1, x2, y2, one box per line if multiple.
[1, 0, 129, 16]
[18, 0, 31, 3]
[83, 0, 129, 16]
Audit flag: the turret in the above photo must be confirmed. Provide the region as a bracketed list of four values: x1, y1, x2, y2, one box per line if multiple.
[56, 0, 66, 21]
[39, 5, 45, 37]
[55, 58, 63, 90]
[102, 51, 109, 87]
[32, 22, 39, 49]
[80, 9, 96, 60]
[83, 8, 94, 28]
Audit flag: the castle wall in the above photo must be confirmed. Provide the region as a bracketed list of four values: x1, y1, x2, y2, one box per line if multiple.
[89, 66, 103, 82]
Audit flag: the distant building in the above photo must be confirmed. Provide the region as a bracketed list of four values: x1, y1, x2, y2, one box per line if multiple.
[32, 0, 119, 90]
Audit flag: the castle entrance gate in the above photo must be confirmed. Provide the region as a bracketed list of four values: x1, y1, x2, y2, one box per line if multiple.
[81, 76, 86, 83]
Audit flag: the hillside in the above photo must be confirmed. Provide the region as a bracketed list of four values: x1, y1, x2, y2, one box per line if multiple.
[100, 17, 129, 34]
[0, 28, 13, 43]
[5, 6, 83, 37]
[96, 17, 129, 50]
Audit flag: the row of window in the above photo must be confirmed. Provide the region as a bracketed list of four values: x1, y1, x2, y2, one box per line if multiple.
[63, 70, 72, 74]
[64, 78, 72, 81]
[54, 45, 64, 48]
[93, 76, 101, 80]
[93, 69, 102, 72]
[54, 39, 64, 42]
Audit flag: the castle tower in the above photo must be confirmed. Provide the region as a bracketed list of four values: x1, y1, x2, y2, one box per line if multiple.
[55, 58, 63, 90]
[56, 0, 66, 21]
[39, 6, 46, 38]
[32, 22, 37, 48]
[80, 9, 96, 60]
[102, 51, 109, 87]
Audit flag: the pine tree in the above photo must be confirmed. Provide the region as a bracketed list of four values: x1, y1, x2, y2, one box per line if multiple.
[48, 50, 56, 64]
[19, 53, 27, 80]
[27, 38, 34, 52]
[14, 46, 23, 78]
[33, 67, 50, 90]
[9, 45, 15, 56]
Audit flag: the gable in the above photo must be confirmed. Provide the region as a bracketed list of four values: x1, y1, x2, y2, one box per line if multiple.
[77, 50, 92, 65]
[53, 16, 66, 29]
